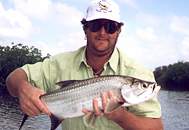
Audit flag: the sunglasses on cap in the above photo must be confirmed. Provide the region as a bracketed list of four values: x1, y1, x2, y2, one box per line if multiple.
[85, 20, 122, 34]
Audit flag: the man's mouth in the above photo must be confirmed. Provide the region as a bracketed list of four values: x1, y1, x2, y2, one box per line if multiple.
[97, 37, 108, 40]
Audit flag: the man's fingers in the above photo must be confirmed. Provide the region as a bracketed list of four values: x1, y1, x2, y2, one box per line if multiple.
[25, 108, 38, 117]
[82, 108, 92, 114]
[108, 91, 115, 99]
[32, 87, 51, 115]
[93, 98, 102, 116]
[39, 100, 51, 115]
[20, 101, 41, 116]
[84, 91, 122, 117]
[19, 86, 50, 117]
[108, 90, 124, 103]
[101, 92, 108, 110]
[93, 98, 99, 114]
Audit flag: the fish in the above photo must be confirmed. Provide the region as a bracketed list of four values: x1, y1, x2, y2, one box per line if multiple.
[19, 75, 160, 130]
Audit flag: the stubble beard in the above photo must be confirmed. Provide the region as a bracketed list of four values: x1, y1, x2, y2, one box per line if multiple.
[86, 33, 119, 57]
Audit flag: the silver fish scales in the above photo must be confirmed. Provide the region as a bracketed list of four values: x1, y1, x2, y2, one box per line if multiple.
[19, 75, 160, 130]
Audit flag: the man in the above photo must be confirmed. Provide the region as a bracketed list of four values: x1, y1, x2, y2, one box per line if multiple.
[6, 0, 163, 129]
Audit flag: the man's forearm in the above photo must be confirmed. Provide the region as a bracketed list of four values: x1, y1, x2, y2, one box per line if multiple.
[107, 107, 163, 130]
[6, 68, 28, 97]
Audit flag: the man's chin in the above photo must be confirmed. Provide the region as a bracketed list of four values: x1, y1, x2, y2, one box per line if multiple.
[94, 48, 112, 57]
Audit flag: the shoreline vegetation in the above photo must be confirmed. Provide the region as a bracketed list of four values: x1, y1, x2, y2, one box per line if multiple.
[153, 62, 189, 91]
[0, 43, 189, 93]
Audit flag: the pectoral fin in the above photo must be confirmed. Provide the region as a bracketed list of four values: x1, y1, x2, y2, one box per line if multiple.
[83, 112, 97, 128]
[105, 98, 123, 113]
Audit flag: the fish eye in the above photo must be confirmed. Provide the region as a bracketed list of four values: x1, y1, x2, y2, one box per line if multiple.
[142, 83, 148, 88]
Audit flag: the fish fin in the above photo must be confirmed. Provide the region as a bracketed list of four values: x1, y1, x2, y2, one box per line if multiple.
[56, 80, 80, 88]
[105, 98, 123, 113]
[50, 114, 63, 130]
[83, 112, 97, 128]
[19, 114, 28, 130]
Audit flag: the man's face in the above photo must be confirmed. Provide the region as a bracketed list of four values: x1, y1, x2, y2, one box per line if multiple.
[85, 19, 121, 56]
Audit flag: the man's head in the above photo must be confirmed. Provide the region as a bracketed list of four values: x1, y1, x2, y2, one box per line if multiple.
[81, 0, 123, 56]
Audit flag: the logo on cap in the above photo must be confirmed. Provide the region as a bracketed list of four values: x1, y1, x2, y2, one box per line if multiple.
[96, 0, 112, 13]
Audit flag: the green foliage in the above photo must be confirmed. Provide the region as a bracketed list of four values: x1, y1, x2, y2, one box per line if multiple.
[154, 61, 189, 91]
[0, 43, 50, 88]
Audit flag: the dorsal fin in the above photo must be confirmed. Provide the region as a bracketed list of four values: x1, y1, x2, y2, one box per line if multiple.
[50, 114, 64, 130]
[56, 80, 81, 88]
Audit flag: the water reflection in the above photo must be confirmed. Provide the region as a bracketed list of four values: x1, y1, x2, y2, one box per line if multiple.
[0, 90, 189, 130]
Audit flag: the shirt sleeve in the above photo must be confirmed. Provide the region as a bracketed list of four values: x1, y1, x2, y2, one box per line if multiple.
[21, 58, 52, 92]
[127, 97, 161, 118]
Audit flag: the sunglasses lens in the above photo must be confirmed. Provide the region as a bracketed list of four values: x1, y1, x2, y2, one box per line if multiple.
[105, 22, 118, 34]
[88, 20, 119, 34]
[89, 21, 102, 32]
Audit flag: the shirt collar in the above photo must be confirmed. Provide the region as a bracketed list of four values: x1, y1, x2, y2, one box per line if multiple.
[77, 46, 89, 69]
[108, 48, 119, 73]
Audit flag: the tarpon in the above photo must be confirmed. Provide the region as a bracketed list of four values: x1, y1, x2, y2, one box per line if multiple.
[19, 75, 160, 130]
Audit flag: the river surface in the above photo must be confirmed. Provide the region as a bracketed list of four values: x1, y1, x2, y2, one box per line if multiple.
[0, 90, 189, 130]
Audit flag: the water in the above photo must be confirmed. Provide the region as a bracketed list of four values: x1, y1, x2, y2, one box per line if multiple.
[0, 90, 189, 130]
[159, 90, 189, 130]
[0, 92, 61, 130]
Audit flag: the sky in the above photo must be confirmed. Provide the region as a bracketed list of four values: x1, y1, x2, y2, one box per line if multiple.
[0, 0, 189, 70]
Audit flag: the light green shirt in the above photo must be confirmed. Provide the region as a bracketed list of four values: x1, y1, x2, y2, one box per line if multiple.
[22, 46, 161, 130]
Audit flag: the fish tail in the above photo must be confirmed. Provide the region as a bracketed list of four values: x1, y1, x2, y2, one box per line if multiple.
[19, 114, 28, 130]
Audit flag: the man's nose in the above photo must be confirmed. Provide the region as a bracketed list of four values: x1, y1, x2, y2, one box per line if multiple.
[99, 26, 107, 34]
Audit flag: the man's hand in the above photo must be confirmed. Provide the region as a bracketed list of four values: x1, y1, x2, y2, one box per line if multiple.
[18, 81, 50, 116]
[82, 91, 124, 121]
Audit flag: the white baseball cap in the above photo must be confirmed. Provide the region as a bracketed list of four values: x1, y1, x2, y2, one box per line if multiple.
[84, 0, 121, 23]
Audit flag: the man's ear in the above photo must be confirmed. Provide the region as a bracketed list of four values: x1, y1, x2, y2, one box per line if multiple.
[116, 28, 121, 36]
[83, 27, 87, 35]
[83, 29, 87, 40]
[84, 30, 87, 35]
[118, 28, 121, 34]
